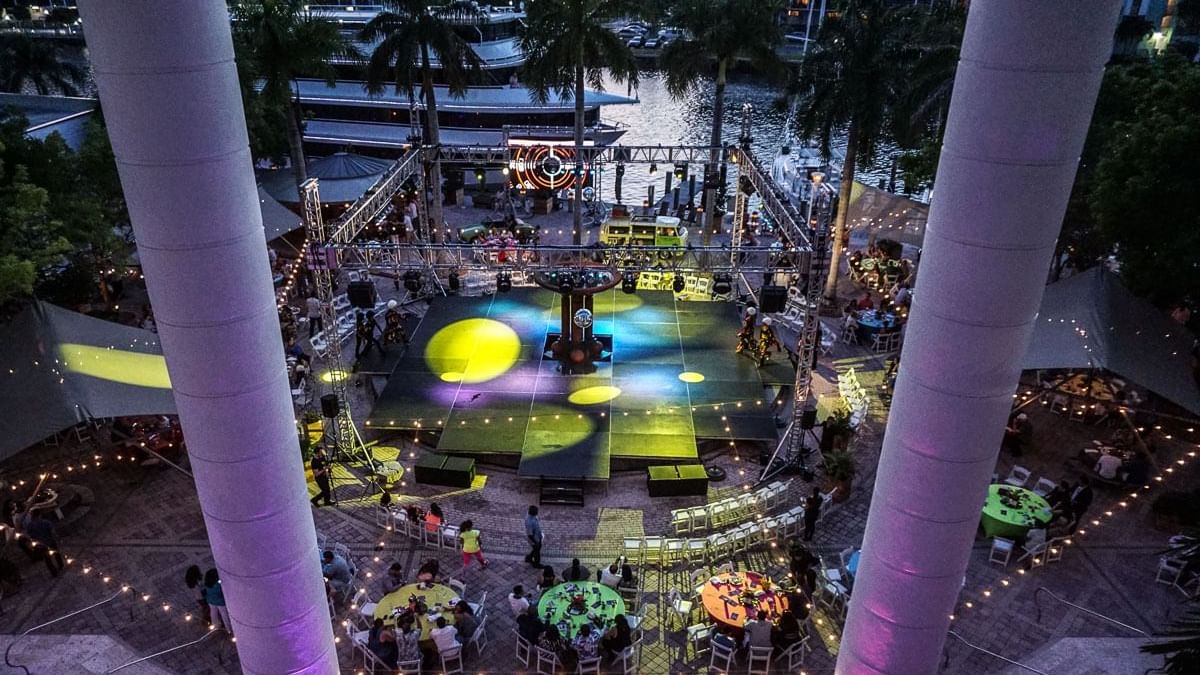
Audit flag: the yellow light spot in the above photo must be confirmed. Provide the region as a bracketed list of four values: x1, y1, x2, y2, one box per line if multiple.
[58, 343, 170, 388]
[678, 371, 705, 383]
[319, 369, 350, 384]
[568, 385, 622, 405]
[425, 318, 520, 384]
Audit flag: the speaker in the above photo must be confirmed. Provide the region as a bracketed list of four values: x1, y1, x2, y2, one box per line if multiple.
[800, 407, 818, 430]
[320, 394, 339, 418]
[348, 280, 376, 309]
[759, 285, 787, 313]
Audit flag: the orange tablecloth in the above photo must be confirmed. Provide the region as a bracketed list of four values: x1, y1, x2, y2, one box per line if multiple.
[700, 571, 789, 628]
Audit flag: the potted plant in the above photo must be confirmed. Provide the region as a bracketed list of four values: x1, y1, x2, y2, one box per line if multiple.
[822, 450, 856, 502]
[820, 406, 855, 453]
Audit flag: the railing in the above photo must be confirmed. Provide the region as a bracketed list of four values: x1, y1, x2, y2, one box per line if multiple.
[943, 630, 1051, 674]
[105, 629, 219, 673]
[1034, 586, 1150, 636]
[4, 589, 126, 675]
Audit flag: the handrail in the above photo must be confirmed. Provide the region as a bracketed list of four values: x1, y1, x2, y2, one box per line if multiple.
[944, 630, 1050, 674]
[105, 629, 219, 673]
[1034, 586, 1149, 636]
[4, 588, 127, 675]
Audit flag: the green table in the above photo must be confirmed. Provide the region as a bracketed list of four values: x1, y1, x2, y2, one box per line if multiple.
[981, 484, 1053, 539]
[536, 582, 624, 640]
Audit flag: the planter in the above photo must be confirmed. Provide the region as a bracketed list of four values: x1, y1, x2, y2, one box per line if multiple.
[822, 477, 852, 503]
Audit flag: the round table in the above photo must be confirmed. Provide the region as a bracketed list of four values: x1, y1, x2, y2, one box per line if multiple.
[980, 485, 1053, 539]
[855, 310, 898, 342]
[700, 571, 789, 628]
[373, 582, 459, 640]
[536, 582, 623, 640]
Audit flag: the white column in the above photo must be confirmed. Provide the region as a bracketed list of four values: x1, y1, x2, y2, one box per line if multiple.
[78, 2, 338, 673]
[836, 2, 1121, 674]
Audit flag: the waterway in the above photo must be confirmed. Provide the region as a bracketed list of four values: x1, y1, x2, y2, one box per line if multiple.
[598, 70, 895, 203]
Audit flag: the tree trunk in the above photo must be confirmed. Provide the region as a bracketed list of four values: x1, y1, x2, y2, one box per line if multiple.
[285, 91, 308, 190]
[702, 58, 728, 246]
[422, 46, 443, 243]
[573, 58, 585, 246]
[823, 121, 859, 305]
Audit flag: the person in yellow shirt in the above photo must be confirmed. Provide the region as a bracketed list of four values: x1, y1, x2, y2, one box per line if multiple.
[458, 520, 489, 571]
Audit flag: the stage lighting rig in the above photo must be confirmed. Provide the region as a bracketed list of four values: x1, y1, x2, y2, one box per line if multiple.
[674, 163, 687, 180]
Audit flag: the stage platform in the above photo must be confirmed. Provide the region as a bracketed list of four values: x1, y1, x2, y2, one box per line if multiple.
[365, 289, 788, 480]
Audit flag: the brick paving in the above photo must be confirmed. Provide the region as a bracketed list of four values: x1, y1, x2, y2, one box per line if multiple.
[0, 210, 1195, 673]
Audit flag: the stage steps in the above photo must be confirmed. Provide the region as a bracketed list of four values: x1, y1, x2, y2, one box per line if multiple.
[539, 479, 586, 506]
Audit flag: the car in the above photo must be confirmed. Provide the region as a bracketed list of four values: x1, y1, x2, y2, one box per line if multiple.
[627, 36, 645, 48]
[642, 37, 660, 49]
[617, 27, 644, 39]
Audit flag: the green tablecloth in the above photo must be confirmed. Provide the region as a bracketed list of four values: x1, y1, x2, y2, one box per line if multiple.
[536, 581, 624, 640]
[373, 582, 458, 639]
[981, 484, 1053, 539]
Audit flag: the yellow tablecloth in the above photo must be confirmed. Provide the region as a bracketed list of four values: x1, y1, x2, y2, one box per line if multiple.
[373, 582, 458, 640]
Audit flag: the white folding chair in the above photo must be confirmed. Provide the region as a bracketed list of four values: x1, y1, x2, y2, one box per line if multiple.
[616, 643, 640, 675]
[534, 646, 559, 675]
[440, 646, 464, 674]
[685, 622, 710, 656]
[577, 656, 602, 674]
[777, 637, 811, 670]
[623, 537, 644, 565]
[989, 537, 1015, 567]
[709, 639, 736, 672]
[1032, 477, 1057, 497]
[468, 616, 489, 656]
[663, 538, 686, 567]
[747, 645, 773, 675]
[448, 577, 467, 599]
[687, 505, 709, 533]
[1003, 465, 1032, 488]
[642, 536, 665, 567]
[1044, 537, 1066, 564]
[668, 588, 693, 628]
[1156, 557, 1186, 587]
[690, 568, 710, 600]
[514, 631, 531, 667]
[350, 587, 377, 628]
[441, 524, 462, 551]
[396, 658, 421, 674]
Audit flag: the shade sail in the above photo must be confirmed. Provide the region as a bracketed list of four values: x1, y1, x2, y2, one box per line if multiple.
[1025, 267, 1200, 415]
[0, 302, 175, 460]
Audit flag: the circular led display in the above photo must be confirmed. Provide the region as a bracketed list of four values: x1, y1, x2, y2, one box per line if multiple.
[510, 145, 590, 191]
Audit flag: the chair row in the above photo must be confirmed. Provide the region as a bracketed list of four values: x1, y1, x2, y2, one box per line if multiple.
[998, 464, 1057, 497]
[669, 480, 793, 535]
[309, 292, 390, 358]
[375, 505, 464, 552]
[516, 631, 641, 675]
[989, 535, 1068, 568]
[626, 497, 831, 568]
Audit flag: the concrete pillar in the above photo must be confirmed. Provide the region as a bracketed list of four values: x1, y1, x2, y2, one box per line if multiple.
[835, 2, 1121, 673]
[78, 2, 338, 673]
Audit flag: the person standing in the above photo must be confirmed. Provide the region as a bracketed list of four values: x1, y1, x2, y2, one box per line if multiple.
[310, 448, 334, 507]
[458, 520, 489, 571]
[525, 505, 543, 567]
[802, 487, 822, 542]
[306, 295, 322, 338]
[203, 569, 233, 635]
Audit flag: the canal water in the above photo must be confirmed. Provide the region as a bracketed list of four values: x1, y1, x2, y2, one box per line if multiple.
[598, 70, 895, 203]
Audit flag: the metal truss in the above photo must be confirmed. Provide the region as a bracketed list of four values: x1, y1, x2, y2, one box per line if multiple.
[759, 176, 836, 484]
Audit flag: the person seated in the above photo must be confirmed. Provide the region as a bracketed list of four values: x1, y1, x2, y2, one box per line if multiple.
[453, 600, 478, 639]
[285, 339, 311, 367]
[508, 585, 531, 615]
[1044, 483, 1070, 511]
[416, 558, 441, 584]
[321, 550, 353, 597]
[709, 624, 738, 652]
[1095, 452, 1123, 481]
[516, 607, 545, 644]
[381, 562, 405, 595]
[562, 558, 590, 582]
[742, 610, 774, 649]
[394, 612, 422, 664]
[620, 564, 636, 588]
[537, 624, 569, 660]
[600, 614, 633, 659]
[599, 562, 623, 589]
[429, 616, 460, 654]
[366, 617, 399, 668]
[572, 624, 600, 661]
[772, 609, 804, 650]
[424, 502, 444, 534]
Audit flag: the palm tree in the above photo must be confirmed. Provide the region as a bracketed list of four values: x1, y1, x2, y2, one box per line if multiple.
[659, 0, 788, 243]
[0, 34, 87, 96]
[231, 0, 359, 191]
[793, 0, 957, 304]
[362, 0, 484, 243]
[520, 0, 640, 246]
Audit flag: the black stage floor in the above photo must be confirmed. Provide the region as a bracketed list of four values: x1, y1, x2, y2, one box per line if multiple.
[365, 289, 790, 479]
